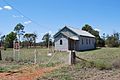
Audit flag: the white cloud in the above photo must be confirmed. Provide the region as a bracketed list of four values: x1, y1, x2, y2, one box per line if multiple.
[24, 20, 32, 25]
[94, 28, 101, 32]
[3, 6, 12, 10]
[0, 7, 3, 10]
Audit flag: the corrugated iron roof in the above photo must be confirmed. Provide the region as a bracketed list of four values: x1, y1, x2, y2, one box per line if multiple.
[61, 32, 79, 40]
[68, 27, 95, 38]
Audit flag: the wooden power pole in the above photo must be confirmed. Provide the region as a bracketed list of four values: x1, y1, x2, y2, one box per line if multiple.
[0, 42, 2, 60]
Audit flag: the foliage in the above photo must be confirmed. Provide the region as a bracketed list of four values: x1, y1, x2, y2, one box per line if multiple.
[5, 32, 17, 48]
[0, 35, 6, 49]
[14, 23, 25, 41]
[82, 24, 105, 47]
[23, 33, 37, 48]
[105, 32, 120, 47]
[42, 33, 51, 47]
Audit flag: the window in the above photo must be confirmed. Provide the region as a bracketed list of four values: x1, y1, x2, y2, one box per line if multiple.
[82, 38, 84, 45]
[89, 39, 91, 44]
[92, 39, 94, 44]
[86, 39, 88, 44]
[60, 40, 62, 45]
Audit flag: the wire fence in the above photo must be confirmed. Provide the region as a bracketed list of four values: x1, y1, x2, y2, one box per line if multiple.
[1, 48, 69, 66]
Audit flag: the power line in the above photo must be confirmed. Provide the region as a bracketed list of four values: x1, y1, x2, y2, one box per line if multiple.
[2, 0, 50, 29]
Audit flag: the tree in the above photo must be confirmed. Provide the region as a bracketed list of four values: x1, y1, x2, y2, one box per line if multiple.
[113, 32, 120, 40]
[105, 32, 120, 47]
[82, 24, 93, 33]
[31, 33, 37, 47]
[14, 23, 25, 42]
[5, 32, 17, 48]
[42, 33, 51, 48]
[82, 24, 105, 47]
[0, 35, 6, 49]
[24, 33, 31, 48]
[23, 33, 37, 48]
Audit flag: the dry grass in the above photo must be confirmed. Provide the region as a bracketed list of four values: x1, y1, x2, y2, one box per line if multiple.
[39, 47, 120, 80]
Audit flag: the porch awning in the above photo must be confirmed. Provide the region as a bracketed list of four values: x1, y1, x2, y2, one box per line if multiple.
[61, 32, 79, 40]
[70, 36, 79, 40]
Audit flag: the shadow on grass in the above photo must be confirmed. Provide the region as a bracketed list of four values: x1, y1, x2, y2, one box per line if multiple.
[79, 47, 102, 52]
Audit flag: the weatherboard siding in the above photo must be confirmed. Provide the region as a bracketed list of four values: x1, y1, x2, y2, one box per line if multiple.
[54, 26, 96, 51]
[55, 34, 68, 51]
[79, 36, 95, 50]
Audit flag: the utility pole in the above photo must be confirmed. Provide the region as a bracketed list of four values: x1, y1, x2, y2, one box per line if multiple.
[0, 41, 2, 60]
[48, 37, 49, 51]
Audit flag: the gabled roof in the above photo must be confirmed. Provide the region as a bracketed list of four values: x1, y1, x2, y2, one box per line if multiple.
[61, 32, 79, 40]
[67, 27, 95, 38]
[54, 26, 95, 38]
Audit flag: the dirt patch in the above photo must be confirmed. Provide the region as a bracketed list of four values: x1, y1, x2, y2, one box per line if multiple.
[0, 65, 60, 80]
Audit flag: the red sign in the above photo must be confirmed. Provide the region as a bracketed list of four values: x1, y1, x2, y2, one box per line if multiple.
[13, 42, 20, 50]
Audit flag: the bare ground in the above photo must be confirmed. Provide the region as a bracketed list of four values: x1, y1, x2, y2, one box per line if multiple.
[0, 64, 59, 80]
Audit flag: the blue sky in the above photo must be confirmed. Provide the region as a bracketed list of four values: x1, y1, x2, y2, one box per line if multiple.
[0, 0, 120, 42]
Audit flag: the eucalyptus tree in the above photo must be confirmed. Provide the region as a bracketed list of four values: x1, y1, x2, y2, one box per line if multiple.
[5, 32, 17, 48]
[42, 33, 51, 48]
[24, 33, 37, 48]
[31, 33, 37, 47]
[14, 23, 25, 42]
[82, 24, 105, 47]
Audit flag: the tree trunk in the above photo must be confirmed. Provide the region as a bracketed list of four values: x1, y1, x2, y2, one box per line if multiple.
[0, 50, 2, 60]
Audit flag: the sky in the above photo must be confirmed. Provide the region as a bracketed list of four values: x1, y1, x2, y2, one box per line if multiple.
[0, 0, 120, 42]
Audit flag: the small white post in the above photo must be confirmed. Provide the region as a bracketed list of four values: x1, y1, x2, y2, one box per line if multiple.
[34, 49, 37, 64]
[69, 51, 72, 65]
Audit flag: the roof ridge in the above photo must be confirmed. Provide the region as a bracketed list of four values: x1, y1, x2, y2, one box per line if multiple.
[67, 26, 81, 30]
[67, 26, 95, 37]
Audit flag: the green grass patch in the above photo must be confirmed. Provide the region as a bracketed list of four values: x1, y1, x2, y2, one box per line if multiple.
[0, 67, 8, 72]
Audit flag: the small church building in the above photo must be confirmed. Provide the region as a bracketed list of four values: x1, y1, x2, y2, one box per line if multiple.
[54, 26, 96, 51]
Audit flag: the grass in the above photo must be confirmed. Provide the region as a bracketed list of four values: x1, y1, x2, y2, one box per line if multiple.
[38, 47, 120, 80]
[0, 48, 68, 71]
[1, 47, 120, 80]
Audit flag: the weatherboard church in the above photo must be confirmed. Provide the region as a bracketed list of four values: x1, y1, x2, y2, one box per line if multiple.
[54, 26, 96, 51]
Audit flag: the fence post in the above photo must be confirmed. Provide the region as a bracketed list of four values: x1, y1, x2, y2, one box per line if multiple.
[69, 50, 76, 65]
[34, 49, 38, 64]
[0, 50, 2, 60]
